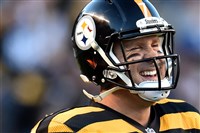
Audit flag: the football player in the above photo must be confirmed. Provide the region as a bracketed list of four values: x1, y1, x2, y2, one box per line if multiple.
[32, 0, 200, 132]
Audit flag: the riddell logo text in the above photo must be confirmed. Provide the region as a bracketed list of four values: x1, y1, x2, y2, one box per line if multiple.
[145, 19, 158, 24]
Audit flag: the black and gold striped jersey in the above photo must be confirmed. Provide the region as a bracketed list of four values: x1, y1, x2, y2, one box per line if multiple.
[31, 98, 200, 133]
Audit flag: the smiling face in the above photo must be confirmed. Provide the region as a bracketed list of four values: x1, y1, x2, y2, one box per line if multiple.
[113, 35, 166, 85]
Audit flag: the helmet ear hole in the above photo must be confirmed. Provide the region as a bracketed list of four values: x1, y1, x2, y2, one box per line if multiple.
[87, 59, 97, 69]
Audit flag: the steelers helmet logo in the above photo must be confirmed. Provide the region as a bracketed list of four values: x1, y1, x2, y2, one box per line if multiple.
[75, 15, 96, 50]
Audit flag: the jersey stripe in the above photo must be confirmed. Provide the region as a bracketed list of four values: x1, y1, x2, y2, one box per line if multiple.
[78, 119, 142, 132]
[50, 107, 104, 124]
[35, 109, 70, 133]
[48, 121, 73, 132]
[134, 0, 152, 17]
[31, 120, 42, 133]
[156, 98, 185, 104]
[160, 112, 200, 132]
[65, 110, 121, 132]
[155, 101, 199, 117]
[160, 128, 200, 133]
[48, 107, 104, 132]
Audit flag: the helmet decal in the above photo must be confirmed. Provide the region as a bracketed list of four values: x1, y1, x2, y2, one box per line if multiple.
[75, 15, 96, 50]
[136, 17, 169, 33]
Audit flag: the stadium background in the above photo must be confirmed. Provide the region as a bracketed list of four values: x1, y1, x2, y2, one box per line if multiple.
[1, 0, 199, 132]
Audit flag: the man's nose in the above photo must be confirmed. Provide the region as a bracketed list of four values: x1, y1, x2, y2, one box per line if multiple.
[143, 48, 159, 59]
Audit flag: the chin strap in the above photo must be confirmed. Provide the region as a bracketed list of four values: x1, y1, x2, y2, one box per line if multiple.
[83, 78, 171, 102]
[83, 87, 122, 102]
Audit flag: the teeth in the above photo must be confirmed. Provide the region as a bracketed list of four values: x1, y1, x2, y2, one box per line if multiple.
[141, 70, 157, 76]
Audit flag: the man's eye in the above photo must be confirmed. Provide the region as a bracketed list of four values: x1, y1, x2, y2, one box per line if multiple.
[126, 53, 141, 61]
[153, 43, 158, 46]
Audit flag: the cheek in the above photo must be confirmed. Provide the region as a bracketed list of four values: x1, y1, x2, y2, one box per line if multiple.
[128, 64, 141, 83]
[159, 59, 167, 78]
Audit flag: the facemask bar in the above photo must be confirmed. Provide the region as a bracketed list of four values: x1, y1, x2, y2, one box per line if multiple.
[103, 29, 179, 91]
[104, 55, 179, 91]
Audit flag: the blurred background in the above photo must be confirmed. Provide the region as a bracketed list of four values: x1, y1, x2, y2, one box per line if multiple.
[0, 0, 199, 132]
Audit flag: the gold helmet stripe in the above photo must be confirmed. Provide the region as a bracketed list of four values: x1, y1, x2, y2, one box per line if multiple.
[134, 0, 152, 17]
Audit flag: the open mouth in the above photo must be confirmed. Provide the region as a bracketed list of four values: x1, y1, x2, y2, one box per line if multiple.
[140, 70, 158, 81]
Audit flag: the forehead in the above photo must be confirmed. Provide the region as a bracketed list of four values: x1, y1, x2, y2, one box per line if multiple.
[123, 35, 161, 45]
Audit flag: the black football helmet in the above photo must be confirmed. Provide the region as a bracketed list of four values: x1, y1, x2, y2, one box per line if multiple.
[71, 0, 180, 101]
